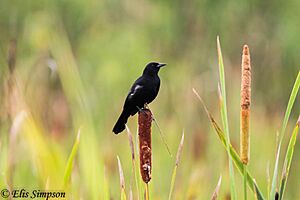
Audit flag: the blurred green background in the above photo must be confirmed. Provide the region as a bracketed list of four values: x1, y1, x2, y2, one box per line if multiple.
[0, 0, 299, 199]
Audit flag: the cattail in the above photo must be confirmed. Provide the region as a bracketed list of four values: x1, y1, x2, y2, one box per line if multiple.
[240, 45, 251, 164]
[138, 109, 152, 183]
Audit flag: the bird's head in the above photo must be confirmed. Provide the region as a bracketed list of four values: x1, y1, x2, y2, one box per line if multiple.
[143, 62, 166, 76]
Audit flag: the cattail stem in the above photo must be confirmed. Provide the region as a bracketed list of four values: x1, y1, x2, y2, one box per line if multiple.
[241, 44, 251, 200]
[138, 109, 152, 183]
[243, 165, 247, 200]
[240, 45, 251, 165]
[145, 183, 150, 200]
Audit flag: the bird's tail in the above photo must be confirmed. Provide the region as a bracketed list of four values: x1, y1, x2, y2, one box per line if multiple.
[113, 110, 130, 134]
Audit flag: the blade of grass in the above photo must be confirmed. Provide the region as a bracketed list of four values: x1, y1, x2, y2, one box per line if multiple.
[168, 131, 184, 200]
[270, 70, 300, 199]
[270, 141, 281, 200]
[253, 179, 259, 200]
[279, 71, 300, 141]
[193, 88, 265, 200]
[49, 22, 104, 198]
[117, 156, 127, 200]
[23, 114, 65, 187]
[211, 175, 222, 200]
[211, 112, 265, 200]
[278, 117, 299, 200]
[217, 36, 237, 200]
[63, 129, 81, 187]
[266, 162, 270, 200]
[126, 125, 140, 200]
[103, 167, 110, 200]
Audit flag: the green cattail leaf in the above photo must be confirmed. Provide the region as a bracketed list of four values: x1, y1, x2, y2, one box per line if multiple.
[217, 36, 237, 200]
[279, 71, 300, 141]
[210, 115, 265, 200]
[63, 129, 81, 187]
[193, 89, 265, 200]
[253, 179, 261, 200]
[270, 70, 300, 199]
[168, 166, 177, 200]
[266, 162, 271, 200]
[270, 141, 281, 200]
[279, 119, 299, 200]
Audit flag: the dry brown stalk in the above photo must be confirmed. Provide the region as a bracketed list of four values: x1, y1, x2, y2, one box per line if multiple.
[240, 45, 251, 164]
[8, 39, 17, 73]
[6, 39, 18, 192]
[138, 109, 152, 183]
[126, 125, 135, 161]
[117, 156, 126, 191]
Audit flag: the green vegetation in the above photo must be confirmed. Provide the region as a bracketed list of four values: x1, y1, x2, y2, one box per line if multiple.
[0, 0, 299, 199]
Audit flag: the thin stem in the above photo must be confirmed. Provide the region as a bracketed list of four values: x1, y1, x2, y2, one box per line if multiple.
[152, 117, 172, 156]
[244, 164, 247, 200]
[147, 104, 172, 157]
[145, 183, 149, 200]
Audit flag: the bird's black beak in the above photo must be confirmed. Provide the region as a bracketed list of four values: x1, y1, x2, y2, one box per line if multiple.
[157, 63, 167, 68]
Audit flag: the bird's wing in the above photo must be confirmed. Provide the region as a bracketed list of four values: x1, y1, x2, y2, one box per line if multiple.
[127, 84, 144, 100]
[123, 76, 147, 113]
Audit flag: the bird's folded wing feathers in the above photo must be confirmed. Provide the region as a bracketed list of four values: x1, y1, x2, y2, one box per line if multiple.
[128, 84, 143, 99]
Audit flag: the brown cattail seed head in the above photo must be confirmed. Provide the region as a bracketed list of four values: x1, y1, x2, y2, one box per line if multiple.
[240, 44, 251, 165]
[241, 45, 251, 109]
[138, 109, 152, 183]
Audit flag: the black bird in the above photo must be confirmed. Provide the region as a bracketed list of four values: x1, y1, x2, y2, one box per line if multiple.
[113, 62, 166, 134]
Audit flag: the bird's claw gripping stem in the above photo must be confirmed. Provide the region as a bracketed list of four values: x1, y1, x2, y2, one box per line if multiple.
[137, 103, 150, 114]
[144, 103, 149, 109]
[136, 106, 147, 114]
